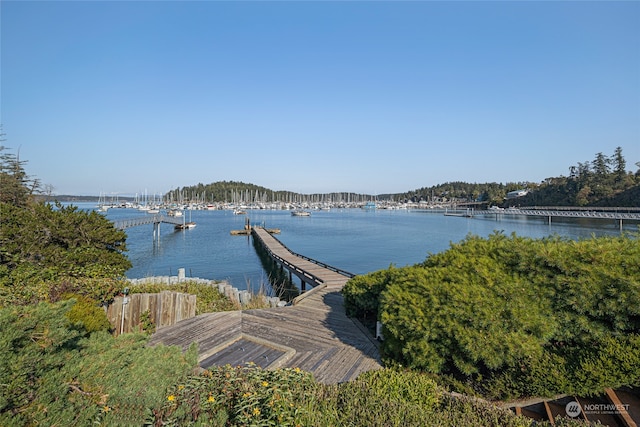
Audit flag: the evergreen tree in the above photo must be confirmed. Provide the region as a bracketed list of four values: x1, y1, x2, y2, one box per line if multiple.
[0, 144, 38, 207]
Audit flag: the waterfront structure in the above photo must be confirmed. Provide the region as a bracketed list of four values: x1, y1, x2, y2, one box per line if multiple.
[148, 227, 380, 384]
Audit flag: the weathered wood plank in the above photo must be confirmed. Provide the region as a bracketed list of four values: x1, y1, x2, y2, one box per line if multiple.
[149, 231, 381, 384]
[150, 287, 381, 383]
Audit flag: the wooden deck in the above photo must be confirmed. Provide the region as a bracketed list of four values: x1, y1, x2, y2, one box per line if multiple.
[148, 286, 382, 384]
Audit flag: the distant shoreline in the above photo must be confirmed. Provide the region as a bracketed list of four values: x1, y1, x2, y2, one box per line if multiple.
[36, 195, 135, 203]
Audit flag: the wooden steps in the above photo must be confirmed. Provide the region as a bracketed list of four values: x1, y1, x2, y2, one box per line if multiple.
[148, 286, 382, 384]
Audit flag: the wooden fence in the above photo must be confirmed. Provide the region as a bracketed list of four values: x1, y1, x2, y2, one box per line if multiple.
[107, 291, 196, 336]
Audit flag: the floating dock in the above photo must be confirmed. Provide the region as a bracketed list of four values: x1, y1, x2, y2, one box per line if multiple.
[230, 217, 280, 235]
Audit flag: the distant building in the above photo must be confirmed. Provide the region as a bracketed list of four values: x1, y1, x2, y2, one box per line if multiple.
[506, 189, 529, 199]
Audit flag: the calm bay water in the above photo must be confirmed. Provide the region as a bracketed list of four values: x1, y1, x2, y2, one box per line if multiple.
[71, 203, 635, 291]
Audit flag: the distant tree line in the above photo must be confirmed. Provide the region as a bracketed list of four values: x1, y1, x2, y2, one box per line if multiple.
[166, 147, 639, 207]
[389, 181, 528, 206]
[394, 147, 639, 207]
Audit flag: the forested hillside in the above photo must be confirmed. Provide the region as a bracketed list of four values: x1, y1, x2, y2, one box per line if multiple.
[517, 147, 640, 206]
[165, 180, 370, 205]
[165, 147, 639, 207]
[396, 147, 639, 207]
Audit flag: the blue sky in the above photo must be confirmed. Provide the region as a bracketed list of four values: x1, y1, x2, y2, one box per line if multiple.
[2, 1, 639, 197]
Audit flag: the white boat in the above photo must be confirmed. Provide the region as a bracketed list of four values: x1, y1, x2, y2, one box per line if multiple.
[175, 222, 196, 230]
[291, 210, 311, 217]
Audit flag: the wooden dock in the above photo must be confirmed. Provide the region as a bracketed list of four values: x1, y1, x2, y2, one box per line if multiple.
[251, 226, 355, 290]
[148, 226, 381, 384]
[148, 286, 382, 384]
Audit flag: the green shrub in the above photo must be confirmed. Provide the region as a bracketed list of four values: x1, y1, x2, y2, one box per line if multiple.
[139, 309, 156, 334]
[151, 363, 315, 426]
[63, 333, 198, 427]
[63, 293, 112, 333]
[0, 201, 131, 308]
[571, 334, 640, 396]
[348, 232, 640, 400]
[328, 368, 440, 427]
[0, 301, 82, 425]
[485, 350, 571, 400]
[153, 366, 513, 427]
[0, 302, 198, 427]
[430, 393, 544, 427]
[343, 266, 400, 321]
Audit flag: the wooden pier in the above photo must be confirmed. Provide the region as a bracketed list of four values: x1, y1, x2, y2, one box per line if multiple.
[251, 226, 355, 291]
[112, 213, 185, 230]
[148, 225, 381, 384]
[477, 206, 640, 230]
[112, 213, 190, 240]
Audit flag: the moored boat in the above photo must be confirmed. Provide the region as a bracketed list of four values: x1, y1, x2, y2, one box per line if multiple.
[175, 222, 196, 230]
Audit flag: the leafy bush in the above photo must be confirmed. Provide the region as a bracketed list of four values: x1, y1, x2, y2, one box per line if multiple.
[343, 266, 401, 321]
[485, 349, 571, 400]
[304, 368, 440, 427]
[60, 332, 197, 426]
[0, 302, 198, 427]
[0, 301, 82, 425]
[150, 365, 547, 427]
[0, 201, 131, 307]
[345, 232, 640, 399]
[139, 309, 156, 334]
[572, 334, 640, 396]
[151, 363, 315, 426]
[381, 234, 555, 375]
[63, 293, 112, 333]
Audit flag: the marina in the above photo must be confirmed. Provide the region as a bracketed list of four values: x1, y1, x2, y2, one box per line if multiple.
[92, 203, 640, 292]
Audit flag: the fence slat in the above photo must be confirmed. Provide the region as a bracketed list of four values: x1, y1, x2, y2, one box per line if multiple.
[108, 291, 196, 336]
